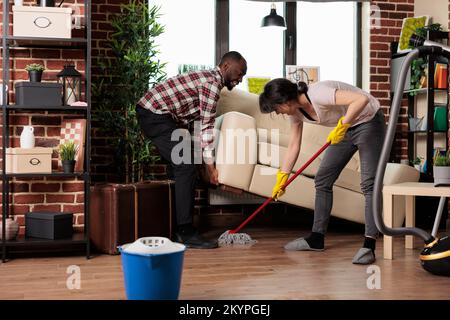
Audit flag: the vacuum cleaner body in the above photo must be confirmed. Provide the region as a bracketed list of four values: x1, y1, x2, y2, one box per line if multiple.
[420, 236, 450, 276]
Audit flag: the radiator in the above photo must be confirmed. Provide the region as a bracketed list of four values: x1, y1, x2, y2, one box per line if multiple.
[208, 188, 266, 205]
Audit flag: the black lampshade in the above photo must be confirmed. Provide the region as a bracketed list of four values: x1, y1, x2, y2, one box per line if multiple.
[261, 4, 286, 29]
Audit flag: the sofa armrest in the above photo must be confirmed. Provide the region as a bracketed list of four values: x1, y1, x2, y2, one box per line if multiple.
[384, 163, 420, 185]
[383, 163, 420, 228]
[216, 111, 257, 191]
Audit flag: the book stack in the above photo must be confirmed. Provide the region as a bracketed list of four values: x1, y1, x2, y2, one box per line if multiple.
[434, 63, 448, 89]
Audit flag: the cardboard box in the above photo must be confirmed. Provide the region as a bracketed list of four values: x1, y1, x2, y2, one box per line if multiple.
[6, 147, 53, 174]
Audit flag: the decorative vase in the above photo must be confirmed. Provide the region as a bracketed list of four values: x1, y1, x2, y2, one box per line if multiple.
[433, 166, 450, 186]
[28, 70, 42, 82]
[62, 160, 76, 173]
[0, 218, 20, 241]
[20, 126, 35, 149]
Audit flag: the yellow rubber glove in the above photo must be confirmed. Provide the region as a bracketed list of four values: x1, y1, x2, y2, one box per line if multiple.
[272, 170, 289, 201]
[327, 116, 351, 145]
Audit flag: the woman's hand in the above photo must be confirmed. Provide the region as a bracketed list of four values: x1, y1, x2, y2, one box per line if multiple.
[326, 117, 351, 145]
[272, 170, 289, 201]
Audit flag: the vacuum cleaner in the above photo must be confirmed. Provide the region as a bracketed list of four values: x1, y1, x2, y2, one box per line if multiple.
[373, 34, 450, 276]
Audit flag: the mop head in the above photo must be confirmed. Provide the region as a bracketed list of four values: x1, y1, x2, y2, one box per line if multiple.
[218, 230, 257, 246]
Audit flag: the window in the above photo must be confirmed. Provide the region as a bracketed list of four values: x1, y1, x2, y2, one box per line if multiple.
[297, 2, 356, 85]
[149, 0, 216, 78]
[229, 0, 285, 91]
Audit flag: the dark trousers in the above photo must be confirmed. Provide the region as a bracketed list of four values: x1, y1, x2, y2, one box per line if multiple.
[136, 105, 197, 227]
[313, 110, 386, 238]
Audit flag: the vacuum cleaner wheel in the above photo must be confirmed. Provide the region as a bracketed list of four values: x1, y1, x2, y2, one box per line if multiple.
[420, 235, 450, 276]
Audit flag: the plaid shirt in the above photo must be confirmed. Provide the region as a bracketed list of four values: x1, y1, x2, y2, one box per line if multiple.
[138, 67, 224, 163]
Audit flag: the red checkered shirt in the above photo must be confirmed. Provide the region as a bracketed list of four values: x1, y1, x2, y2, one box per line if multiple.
[138, 67, 224, 163]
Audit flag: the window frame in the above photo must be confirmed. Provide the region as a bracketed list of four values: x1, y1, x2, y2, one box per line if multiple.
[215, 0, 362, 85]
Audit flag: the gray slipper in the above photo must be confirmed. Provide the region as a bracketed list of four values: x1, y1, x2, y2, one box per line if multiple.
[352, 248, 376, 265]
[284, 238, 325, 251]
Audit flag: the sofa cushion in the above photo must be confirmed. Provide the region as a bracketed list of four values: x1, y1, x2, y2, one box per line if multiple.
[216, 111, 257, 191]
[258, 141, 362, 193]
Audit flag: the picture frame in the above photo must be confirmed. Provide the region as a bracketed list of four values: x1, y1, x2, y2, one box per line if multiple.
[285, 65, 320, 85]
[397, 15, 430, 53]
[60, 119, 86, 172]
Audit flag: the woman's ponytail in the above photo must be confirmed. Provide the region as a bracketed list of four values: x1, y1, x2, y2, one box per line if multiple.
[297, 81, 308, 95]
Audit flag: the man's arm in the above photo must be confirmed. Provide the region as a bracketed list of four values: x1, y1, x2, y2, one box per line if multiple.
[198, 83, 221, 185]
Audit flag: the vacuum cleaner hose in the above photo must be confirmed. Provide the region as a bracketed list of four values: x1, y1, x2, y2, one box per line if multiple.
[372, 48, 434, 243]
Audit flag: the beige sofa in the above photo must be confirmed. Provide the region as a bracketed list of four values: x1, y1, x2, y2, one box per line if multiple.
[214, 88, 420, 228]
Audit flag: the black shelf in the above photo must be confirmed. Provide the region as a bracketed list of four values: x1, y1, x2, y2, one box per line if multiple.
[1, 0, 92, 262]
[5, 36, 88, 49]
[5, 105, 88, 111]
[407, 130, 448, 134]
[4, 232, 87, 247]
[4, 172, 88, 179]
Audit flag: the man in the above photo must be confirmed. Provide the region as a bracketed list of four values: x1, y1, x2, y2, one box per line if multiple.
[136, 51, 247, 249]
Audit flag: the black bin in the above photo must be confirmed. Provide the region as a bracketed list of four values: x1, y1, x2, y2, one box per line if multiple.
[25, 212, 73, 239]
[15, 82, 62, 107]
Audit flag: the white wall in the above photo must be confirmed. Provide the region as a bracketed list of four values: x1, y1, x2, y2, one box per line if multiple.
[415, 0, 448, 27]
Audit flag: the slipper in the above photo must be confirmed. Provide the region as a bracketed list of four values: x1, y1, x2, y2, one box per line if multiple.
[284, 237, 325, 251]
[352, 248, 376, 265]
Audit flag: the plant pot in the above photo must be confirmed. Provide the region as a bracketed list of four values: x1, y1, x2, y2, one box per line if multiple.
[433, 166, 450, 186]
[28, 70, 42, 82]
[62, 160, 76, 173]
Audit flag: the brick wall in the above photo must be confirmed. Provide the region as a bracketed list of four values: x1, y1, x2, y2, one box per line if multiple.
[0, 0, 129, 235]
[370, 0, 415, 162]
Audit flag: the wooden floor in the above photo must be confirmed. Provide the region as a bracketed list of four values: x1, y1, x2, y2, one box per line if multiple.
[1, 227, 450, 300]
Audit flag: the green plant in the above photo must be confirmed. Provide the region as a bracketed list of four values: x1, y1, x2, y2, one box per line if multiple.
[409, 23, 443, 96]
[59, 141, 78, 161]
[411, 156, 423, 166]
[25, 63, 45, 72]
[92, 0, 165, 183]
[434, 154, 450, 166]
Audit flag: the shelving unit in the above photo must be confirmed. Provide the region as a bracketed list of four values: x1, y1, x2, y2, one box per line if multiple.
[1, 1, 91, 262]
[391, 30, 450, 178]
[390, 30, 450, 230]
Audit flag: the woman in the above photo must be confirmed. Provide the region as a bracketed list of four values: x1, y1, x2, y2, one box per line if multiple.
[259, 79, 386, 265]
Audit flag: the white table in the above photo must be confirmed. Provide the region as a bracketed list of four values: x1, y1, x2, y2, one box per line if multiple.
[382, 182, 450, 259]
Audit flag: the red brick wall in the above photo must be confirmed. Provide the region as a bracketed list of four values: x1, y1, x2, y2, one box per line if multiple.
[370, 0, 414, 162]
[0, 0, 130, 235]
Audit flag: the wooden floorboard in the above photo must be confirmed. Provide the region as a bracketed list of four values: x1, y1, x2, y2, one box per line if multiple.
[1, 227, 449, 300]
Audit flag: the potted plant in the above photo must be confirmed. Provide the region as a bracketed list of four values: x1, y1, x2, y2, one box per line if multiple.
[433, 153, 450, 186]
[411, 156, 423, 171]
[90, 1, 174, 254]
[59, 141, 78, 173]
[25, 63, 45, 82]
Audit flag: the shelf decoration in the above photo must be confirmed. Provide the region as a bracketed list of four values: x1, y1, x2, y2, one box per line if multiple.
[286, 65, 320, 85]
[57, 64, 82, 106]
[398, 15, 430, 53]
[60, 119, 86, 172]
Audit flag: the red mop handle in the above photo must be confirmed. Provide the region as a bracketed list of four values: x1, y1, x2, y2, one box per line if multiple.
[229, 142, 330, 234]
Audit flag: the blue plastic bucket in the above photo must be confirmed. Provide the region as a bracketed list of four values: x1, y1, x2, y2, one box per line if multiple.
[119, 237, 186, 300]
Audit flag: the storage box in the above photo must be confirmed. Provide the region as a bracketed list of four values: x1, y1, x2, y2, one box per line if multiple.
[6, 147, 53, 174]
[15, 82, 62, 107]
[25, 212, 73, 239]
[13, 6, 72, 39]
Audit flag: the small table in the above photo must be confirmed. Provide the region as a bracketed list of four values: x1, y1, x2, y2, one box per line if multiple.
[382, 182, 450, 259]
